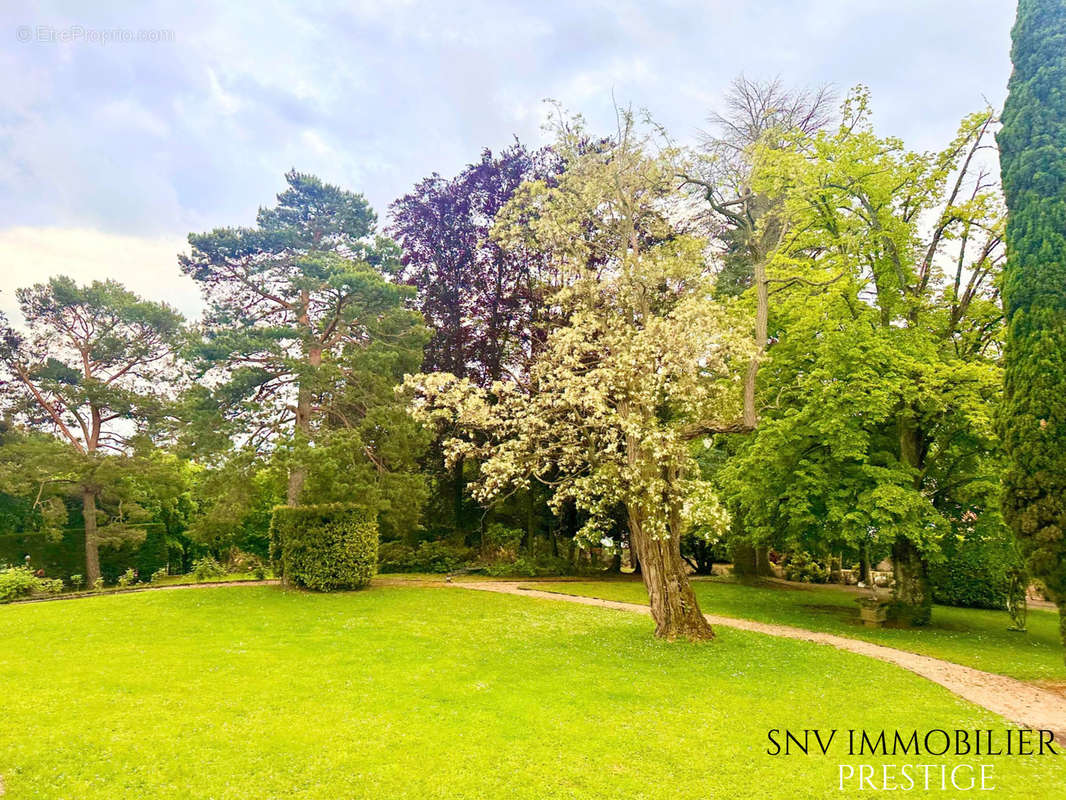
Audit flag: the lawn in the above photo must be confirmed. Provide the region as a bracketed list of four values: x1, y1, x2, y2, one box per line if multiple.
[524, 578, 1066, 683]
[1, 586, 1064, 799]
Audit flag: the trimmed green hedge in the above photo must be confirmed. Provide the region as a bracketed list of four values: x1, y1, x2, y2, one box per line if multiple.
[929, 534, 1023, 611]
[270, 504, 377, 591]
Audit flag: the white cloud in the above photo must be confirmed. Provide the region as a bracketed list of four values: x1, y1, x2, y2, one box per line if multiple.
[0, 227, 201, 324]
[0, 0, 1015, 262]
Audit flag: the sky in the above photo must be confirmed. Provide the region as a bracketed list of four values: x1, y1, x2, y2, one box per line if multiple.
[0, 0, 1017, 323]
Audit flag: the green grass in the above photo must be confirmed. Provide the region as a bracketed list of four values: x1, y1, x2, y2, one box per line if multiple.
[1, 586, 1063, 799]
[523, 577, 1066, 682]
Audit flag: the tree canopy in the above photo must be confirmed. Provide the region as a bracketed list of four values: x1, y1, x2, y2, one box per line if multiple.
[181, 171, 429, 535]
[0, 277, 186, 582]
[722, 90, 1006, 624]
[406, 111, 754, 639]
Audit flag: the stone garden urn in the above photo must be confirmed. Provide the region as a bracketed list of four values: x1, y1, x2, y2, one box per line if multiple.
[856, 592, 891, 627]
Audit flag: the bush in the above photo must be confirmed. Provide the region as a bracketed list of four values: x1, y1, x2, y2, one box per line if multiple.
[69, 574, 85, 590]
[226, 549, 267, 577]
[192, 556, 226, 582]
[481, 554, 572, 577]
[929, 533, 1021, 610]
[377, 541, 414, 572]
[378, 540, 473, 574]
[271, 504, 377, 591]
[37, 577, 63, 595]
[150, 567, 169, 584]
[116, 568, 138, 588]
[781, 551, 830, 584]
[0, 565, 60, 603]
[483, 523, 523, 552]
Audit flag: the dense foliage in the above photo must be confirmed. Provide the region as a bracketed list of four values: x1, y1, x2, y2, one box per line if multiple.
[390, 142, 559, 386]
[1, 64, 1061, 649]
[998, 0, 1066, 640]
[928, 532, 1022, 610]
[0, 564, 63, 603]
[407, 112, 753, 640]
[182, 171, 429, 533]
[0, 278, 186, 582]
[270, 503, 378, 590]
[389, 143, 561, 543]
[721, 92, 1006, 625]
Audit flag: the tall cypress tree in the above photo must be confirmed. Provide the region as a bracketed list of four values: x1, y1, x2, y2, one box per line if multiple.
[998, 0, 1066, 652]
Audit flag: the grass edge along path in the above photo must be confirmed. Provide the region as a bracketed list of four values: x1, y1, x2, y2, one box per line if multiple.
[451, 580, 1066, 743]
[509, 577, 1066, 682]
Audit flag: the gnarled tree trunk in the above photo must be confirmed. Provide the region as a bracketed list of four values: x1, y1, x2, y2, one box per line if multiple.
[628, 515, 714, 641]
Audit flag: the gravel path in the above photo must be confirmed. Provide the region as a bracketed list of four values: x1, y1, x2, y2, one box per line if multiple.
[451, 580, 1066, 742]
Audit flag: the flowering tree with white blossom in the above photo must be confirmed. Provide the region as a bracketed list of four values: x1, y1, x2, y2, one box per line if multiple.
[405, 111, 754, 640]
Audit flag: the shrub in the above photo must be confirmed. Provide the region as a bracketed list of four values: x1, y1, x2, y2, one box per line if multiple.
[482, 554, 572, 578]
[91, 577, 104, 592]
[69, 574, 85, 590]
[192, 556, 226, 582]
[116, 568, 138, 588]
[37, 577, 63, 595]
[1, 566, 39, 602]
[681, 533, 730, 575]
[150, 567, 169, 584]
[226, 549, 266, 577]
[378, 540, 473, 574]
[781, 551, 830, 584]
[0, 566, 61, 603]
[483, 523, 523, 552]
[271, 504, 377, 591]
[929, 533, 1022, 610]
[377, 541, 414, 572]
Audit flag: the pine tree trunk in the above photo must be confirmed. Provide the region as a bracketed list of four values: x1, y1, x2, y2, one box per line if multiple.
[628, 516, 713, 641]
[891, 535, 931, 626]
[288, 299, 319, 506]
[286, 464, 305, 506]
[83, 488, 100, 585]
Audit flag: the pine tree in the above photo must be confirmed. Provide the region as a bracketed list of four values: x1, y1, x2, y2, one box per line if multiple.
[998, 0, 1066, 652]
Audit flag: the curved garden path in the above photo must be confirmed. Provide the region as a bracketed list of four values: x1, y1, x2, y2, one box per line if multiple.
[449, 580, 1066, 743]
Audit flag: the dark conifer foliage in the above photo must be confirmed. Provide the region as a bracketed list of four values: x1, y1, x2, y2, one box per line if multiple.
[998, 0, 1066, 646]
